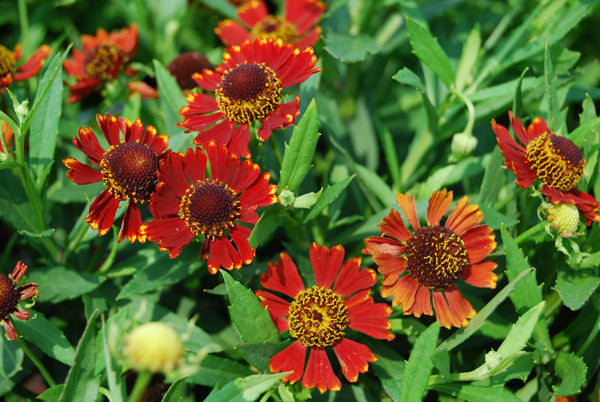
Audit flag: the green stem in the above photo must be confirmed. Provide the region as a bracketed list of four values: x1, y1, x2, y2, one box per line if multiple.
[17, 0, 31, 56]
[129, 370, 153, 402]
[17, 336, 56, 387]
[515, 223, 546, 245]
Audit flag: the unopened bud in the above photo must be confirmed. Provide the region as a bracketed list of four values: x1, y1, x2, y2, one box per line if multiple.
[451, 132, 477, 161]
[124, 322, 184, 373]
[546, 203, 580, 237]
[279, 189, 295, 208]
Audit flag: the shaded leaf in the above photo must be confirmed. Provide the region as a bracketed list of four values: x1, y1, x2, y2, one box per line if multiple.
[323, 33, 380, 63]
[553, 266, 600, 310]
[204, 373, 287, 402]
[553, 352, 587, 396]
[303, 176, 354, 223]
[399, 323, 439, 402]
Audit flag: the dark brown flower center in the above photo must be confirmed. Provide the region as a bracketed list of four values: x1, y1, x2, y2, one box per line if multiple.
[0, 274, 18, 319]
[288, 286, 349, 348]
[180, 180, 241, 238]
[0, 44, 16, 77]
[406, 225, 467, 289]
[216, 63, 281, 124]
[167, 52, 213, 90]
[101, 142, 160, 202]
[251, 16, 298, 44]
[85, 42, 124, 80]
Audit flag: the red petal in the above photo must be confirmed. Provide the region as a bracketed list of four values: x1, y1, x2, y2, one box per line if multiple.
[230, 225, 255, 266]
[14, 45, 51, 81]
[284, 0, 326, 35]
[302, 348, 341, 393]
[215, 19, 252, 48]
[461, 225, 497, 263]
[444, 285, 476, 328]
[207, 236, 243, 273]
[426, 188, 453, 226]
[396, 193, 420, 231]
[333, 338, 376, 383]
[257, 98, 299, 141]
[142, 217, 194, 258]
[310, 243, 344, 289]
[444, 196, 483, 235]
[461, 261, 498, 289]
[405, 284, 433, 317]
[64, 158, 103, 184]
[260, 253, 306, 298]
[118, 201, 145, 243]
[254, 290, 291, 332]
[269, 340, 306, 385]
[238, 0, 268, 27]
[332, 258, 375, 298]
[1, 319, 18, 340]
[347, 292, 394, 340]
[432, 290, 461, 329]
[382, 274, 418, 310]
[85, 189, 121, 235]
[378, 208, 412, 242]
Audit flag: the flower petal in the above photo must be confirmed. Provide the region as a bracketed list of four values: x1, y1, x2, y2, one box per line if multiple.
[397, 192, 420, 231]
[260, 252, 306, 298]
[444, 196, 483, 236]
[310, 243, 344, 289]
[426, 188, 453, 226]
[444, 285, 476, 328]
[269, 340, 306, 385]
[302, 348, 341, 393]
[346, 291, 394, 340]
[332, 258, 375, 298]
[405, 283, 433, 317]
[461, 261, 498, 289]
[255, 290, 291, 332]
[84, 189, 121, 236]
[333, 337, 377, 383]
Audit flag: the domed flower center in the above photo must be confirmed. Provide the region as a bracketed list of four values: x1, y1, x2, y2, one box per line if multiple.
[85, 42, 124, 80]
[406, 225, 468, 289]
[251, 16, 298, 44]
[288, 286, 349, 348]
[525, 132, 584, 192]
[101, 142, 160, 202]
[180, 180, 241, 238]
[0, 274, 18, 318]
[0, 44, 16, 76]
[216, 63, 282, 124]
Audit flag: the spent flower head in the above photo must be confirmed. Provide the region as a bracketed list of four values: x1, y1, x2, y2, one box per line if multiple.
[0, 261, 39, 340]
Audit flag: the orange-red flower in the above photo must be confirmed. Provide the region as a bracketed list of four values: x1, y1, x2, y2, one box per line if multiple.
[0, 120, 14, 154]
[491, 111, 600, 224]
[216, 0, 326, 50]
[0, 261, 39, 340]
[141, 142, 278, 274]
[363, 189, 498, 329]
[256, 243, 394, 393]
[0, 43, 51, 93]
[63, 113, 169, 243]
[63, 24, 138, 103]
[178, 38, 320, 158]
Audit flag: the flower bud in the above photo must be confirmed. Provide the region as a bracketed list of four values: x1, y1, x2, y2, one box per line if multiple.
[124, 322, 184, 373]
[278, 189, 295, 208]
[451, 132, 477, 161]
[545, 203, 580, 237]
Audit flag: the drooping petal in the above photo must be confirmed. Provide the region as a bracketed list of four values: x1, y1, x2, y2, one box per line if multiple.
[444, 285, 476, 328]
[14, 45, 51, 81]
[363, 236, 406, 257]
[84, 189, 121, 236]
[432, 290, 461, 329]
[269, 340, 306, 385]
[118, 200, 145, 243]
[63, 158, 103, 184]
[381, 274, 418, 309]
[1, 319, 17, 340]
[346, 291, 394, 340]
[142, 217, 195, 259]
[229, 225, 255, 266]
[302, 348, 341, 393]
[405, 284, 433, 318]
[207, 236, 243, 274]
[333, 337, 377, 383]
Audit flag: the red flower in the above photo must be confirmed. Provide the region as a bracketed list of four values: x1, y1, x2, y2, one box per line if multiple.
[0, 261, 39, 340]
[491, 111, 600, 224]
[0, 120, 14, 154]
[63, 114, 169, 243]
[216, 0, 326, 50]
[363, 189, 498, 329]
[141, 142, 278, 274]
[256, 243, 394, 393]
[178, 38, 320, 158]
[63, 24, 138, 103]
[0, 43, 51, 93]
[167, 52, 214, 91]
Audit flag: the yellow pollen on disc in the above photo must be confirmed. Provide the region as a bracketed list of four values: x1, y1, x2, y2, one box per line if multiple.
[179, 179, 241, 239]
[216, 63, 282, 125]
[525, 132, 584, 192]
[406, 225, 468, 289]
[85, 42, 123, 80]
[251, 15, 298, 44]
[0, 44, 16, 76]
[287, 286, 349, 348]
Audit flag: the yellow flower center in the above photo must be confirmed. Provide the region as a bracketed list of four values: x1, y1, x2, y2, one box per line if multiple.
[546, 202, 580, 235]
[100, 142, 160, 203]
[85, 42, 124, 80]
[525, 132, 584, 192]
[180, 180, 241, 238]
[0, 44, 16, 77]
[406, 225, 467, 288]
[0, 274, 18, 319]
[251, 16, 298, 44]
[288, 286, 349, 348]
[216, 63, 282, 124]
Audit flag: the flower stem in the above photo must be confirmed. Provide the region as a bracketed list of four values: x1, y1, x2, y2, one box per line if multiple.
[17, 336, 56, 387]
[515, 223, 546, 245]
[129, 370, 153, 402]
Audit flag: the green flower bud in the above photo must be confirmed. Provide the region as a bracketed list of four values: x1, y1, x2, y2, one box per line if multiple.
[546, 203, 580, 237]
[124, 322, 184, 373]
[279, 189, 295, 208]
[451, 132, 477, 161]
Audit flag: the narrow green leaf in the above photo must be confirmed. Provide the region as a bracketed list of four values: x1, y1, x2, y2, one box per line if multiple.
[432, 384, 521, 402]
[455, 23, 481, 91]
[153, 59, 187, 152]
[553, 265, 600, 310]
[188, 355, 254, 387]
[372, 356, 405, 402]
[37, 385, 64, 401]
[28, 266, 104, 303]
[479, 205, 518, 230]
[416, 157, 484, 200]
[198, 0, 237, 19]
[355, 163, 395, 206]
[406, 18, 455, 87]
[478, 148, 506, 207]
[248, 208, 282, 248]
[293, 190, 321, 209]
[392, 67, 425, 93]
[279, 100, 320, 192]
[59, 310, 100, 402]
[162, 376, 188, 402]
[12, 310, 75, 365]
[512, 67, 529, 119]
[544, 39, 561, 133]
[497, 302, 545, 358]
[204, 373, 287, 402]
[101, 316, 124, 402]
[323, 33, 380, 63]
[221, 271, 279, 343]
[303, 176, 355, 223]
[0, 169, 37, 231]
[553, 352, 587, 396]
[399, 323, 439, 402]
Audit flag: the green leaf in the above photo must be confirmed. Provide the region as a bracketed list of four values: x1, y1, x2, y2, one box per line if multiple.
[489, 353, 535, 385]
[497, 302, 544, 358]
[28, 266, 104, 303]
[405, 18, 455, 87]
[235, 342, 288, 373]
[399, 323, 439, 402]
[162, 376, 188, 402]
[0, 333, 24, 378]
[37, 385, 64, 401]
[198, 0, 237, 19]
[455, 23, 481, 92]
[323, 33, 380, 63]
[101, 316, 124, 402]
[544, 39, 561, 133]
[392, 67, 425, 92]
[248, 208, 282, 248]
[355, 163, 396, 206]
[415, 157, 485, 200]
[59, 310, 100, 402]
[204, 373, 287, 402]
[221, 271, 279, 343]
[28, 47, 68, 185]
[189, 355, 254, 387]
[303, 175, 355, 223]
[12, 310, 75, 365]
[553, 265, 600, 310]
[0, 169, 37, 231]
[479, 205, 518, 230]
[279, 100, 320, 192]
[153, 59, 188, 152]
[431, 384, 521, 402]
[553, 352, 587, 396]
[293, 191, 321, 209]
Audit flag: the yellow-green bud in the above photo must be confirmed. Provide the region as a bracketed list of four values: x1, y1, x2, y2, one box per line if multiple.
[546, 203, 580, 236]
[278, 189, 295, 208]
[451, 132, 477, 161]
[124, 322, 184, 373]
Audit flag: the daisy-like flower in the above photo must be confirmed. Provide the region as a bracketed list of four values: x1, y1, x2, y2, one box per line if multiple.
[141, 142, 278, 274]
[0, 43, 51, 94]
[216, 0, 326, 50]
[63, 113, 169, 243]
[491, 111, 600, 224]
[256, 243, 394, 393]
[167, 52, 214, 91]
[0, 261, 39, 340]
[178, 38, 320, 158]
[363, 189, 498, 329]
[63, 23, 138, 103]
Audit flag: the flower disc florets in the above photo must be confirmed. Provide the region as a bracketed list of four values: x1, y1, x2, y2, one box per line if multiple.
[288, 286, 349, 348]
[0, 44, 16, 76]
[406, 225, 468, 289]
[84, 42, 124, 80]
[0, 274, 18, 319]
[251, 16, 298, 44]
[525, 132, 584, 192]
[216, 63, 282, 124]
[100, 142, 160, 203]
